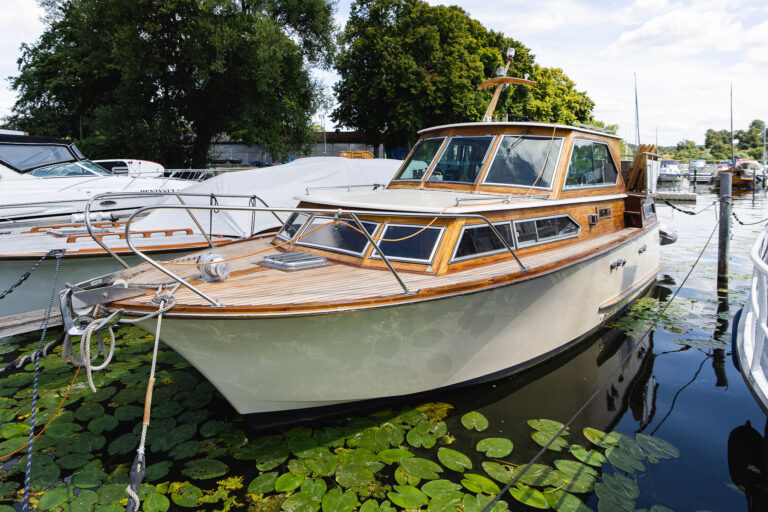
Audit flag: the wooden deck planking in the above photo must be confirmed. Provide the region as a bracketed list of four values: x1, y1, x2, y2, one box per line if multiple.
[117, 228, 638, 308]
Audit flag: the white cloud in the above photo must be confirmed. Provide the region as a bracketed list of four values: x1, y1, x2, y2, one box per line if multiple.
[0, 0, 45, 119]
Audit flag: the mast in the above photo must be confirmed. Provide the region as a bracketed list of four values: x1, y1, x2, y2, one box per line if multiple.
[634, 73, 641, 151]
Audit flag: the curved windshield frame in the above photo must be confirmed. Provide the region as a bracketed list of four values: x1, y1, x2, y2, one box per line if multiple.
[28, 161, 111, 178]
[0, 143, 75, 172]
[426, 135, 495, 185]
[392, 138, 445, 181]
[482, 135, 564, 189]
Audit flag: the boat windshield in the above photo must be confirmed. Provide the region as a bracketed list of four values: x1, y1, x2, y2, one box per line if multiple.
[0, 143, 75, 172]
[28, 161, 111, 178]
[484, 135, 563, 188]
[427, 136, 494, 184]
[392, 138, 445, 181]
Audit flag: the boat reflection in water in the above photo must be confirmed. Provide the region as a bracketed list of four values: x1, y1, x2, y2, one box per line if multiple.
[728, 419, 768, 511]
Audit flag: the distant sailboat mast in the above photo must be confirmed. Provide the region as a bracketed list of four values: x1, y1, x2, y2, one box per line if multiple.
[634, 73, 641, 152]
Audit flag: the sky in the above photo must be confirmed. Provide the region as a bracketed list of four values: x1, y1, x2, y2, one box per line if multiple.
[1, 0, 767, 147]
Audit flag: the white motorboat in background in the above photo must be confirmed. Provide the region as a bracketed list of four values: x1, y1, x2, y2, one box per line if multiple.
[93, 158, 165, 177]
[657, 160, 683, 183]
[0, 134, 190, 223]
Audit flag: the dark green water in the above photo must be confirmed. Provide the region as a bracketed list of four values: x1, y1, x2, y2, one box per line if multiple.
[0, 184, 766, 511]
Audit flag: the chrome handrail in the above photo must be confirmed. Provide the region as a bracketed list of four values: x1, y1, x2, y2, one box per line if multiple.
[454, 194, 549, 206]
[120, 203, 529, 307]
[305, 183, 386, 194]
[83, 191, 280, 269]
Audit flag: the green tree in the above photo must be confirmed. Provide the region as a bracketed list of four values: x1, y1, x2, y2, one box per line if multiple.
[332, 0, 594, 154]
[3, 0, 334, 166]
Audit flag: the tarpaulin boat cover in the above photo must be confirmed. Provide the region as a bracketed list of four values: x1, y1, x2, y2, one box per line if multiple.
[133, 157, 402, 237]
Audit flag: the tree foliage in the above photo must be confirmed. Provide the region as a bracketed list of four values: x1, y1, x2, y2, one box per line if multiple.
[332, 0, 595, 153]
[3, 0, 335, 166]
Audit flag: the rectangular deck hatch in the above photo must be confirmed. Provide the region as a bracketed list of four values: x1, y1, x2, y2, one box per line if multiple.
[260, 251, 328, 271]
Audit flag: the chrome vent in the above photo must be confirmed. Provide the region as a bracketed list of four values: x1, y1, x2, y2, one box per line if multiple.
[261, 251, 328, 271]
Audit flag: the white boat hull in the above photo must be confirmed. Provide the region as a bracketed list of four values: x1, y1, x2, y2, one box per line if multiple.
[140, 227, 660, 417]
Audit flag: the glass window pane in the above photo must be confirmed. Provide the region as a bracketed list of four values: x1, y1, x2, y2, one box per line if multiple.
[428, 136, 493, 184]
[565, 140, 618, 187]
[393, 138, 444, 181]
[454, 223, 514, 260]
[276, 213, 309, 240]
[515, 220, 537, 247]
[535, 216, 578, 240]
[29, 163, 94, 177]
[0, 144, 75, 172]
[485, 136, 563, 188]
[297, 217, 378, 256]
[376, 225, 442, 262]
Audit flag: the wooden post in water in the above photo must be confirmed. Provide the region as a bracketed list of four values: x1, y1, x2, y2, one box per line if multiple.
[718, 85, 734, 279]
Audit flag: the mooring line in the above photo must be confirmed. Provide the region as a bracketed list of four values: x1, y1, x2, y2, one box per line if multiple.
[0, 249, 65, 301]
[480, 218, 722, 511]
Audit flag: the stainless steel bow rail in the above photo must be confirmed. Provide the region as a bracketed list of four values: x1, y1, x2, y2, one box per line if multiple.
[83, 191, 282, 268]
[102, 202, 529, 308]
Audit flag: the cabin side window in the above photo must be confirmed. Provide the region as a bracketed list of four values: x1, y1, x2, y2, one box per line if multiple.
[392, 138, 445, 181]
[426, 136, 494, 184]
[451, 222, 515, 262]
[370, 224, 444, 264]
[564, 139, 619, 188]
[295, 216, 379, 257]
[483, 136, 564, 189]
[514, 215, 580, 248]
[276, 213, 309, 241]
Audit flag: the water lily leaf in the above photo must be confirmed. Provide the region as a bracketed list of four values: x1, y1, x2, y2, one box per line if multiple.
[605, 447, 645, 473]
[601, 472, 640, 500]
[0, 481, 19, 500]
[476, 438, 513, 458]
[461, 411, 489, 431]
[569, 444, 606, 467]
[289, 459, 312, 477]
[146, 461, 173, 482]
[289, 435, 320, 458]
[528, 419, 567, 433]
[617, 434, 646, 461]
[0, 410, 15, 423]
[387, 485, 428, 509]
[152, 402, 183, 419]
[437, 447, 472, 472]
[72, 468, 107, 488]
[395, 465, 420, 486]
[304, 449, 338, 476]
[336, 462, 376, 488]
[45, 421, 81, 439]
[543, 488, 592, 512]
[275, 472, 306, 492]
[399, 409, 428, 426]
[635, 434, 680, 459]
[532, 431, 569, 451]
[379, 448, 414, 465]
[84, 385, 116, 403]
[88, 414, 118, 434]
[70, 488, 98, 512]
[38, 484, 68, 510]
[649, 505, 675, 512]
[114, 405, 143, 422]
[71, 432, 106, 454]
[583, 428, 620, 449]
[165, 440, 197, 460]
[170, 482, 203, 507]
[461, 493, 509, 512]
[321, 487, 359, 512]
[549, 471, 595, 493]
[360, 499, 396, 512]
[182, 392, 211, 409]
[421, 479, 463, 501]
[98, 483, 126, 505]
[177, 409, 208, 425]
[199, 420, 227, 438]
[283, 491, 321, 512]
[482, 462, 516, 484]
[314, 427, 347, 449]
[144, 493, 170, 512]
[555, 460, 598, 478]
[0, 437, 26, 455]
[248, 472, 279, 493]
[301, 478, 327, 501]
[55, 453, 93, 470]
[26, 457, 61, 491]
[234, 443, 289, 470]
[509, 464, 558, 486]
[108, 433, 136, 455]
[461, 474, 500, 494]
[1, 422, 29, 439]
[182, 459, 229, 480]
[509, 483, 549, 509]
[375, 423, 405, 448]
[406, 421, 446, 449]
[596, 488, 634, 512]
[400, 457, 444, 480]
[75, 403, 104, 421]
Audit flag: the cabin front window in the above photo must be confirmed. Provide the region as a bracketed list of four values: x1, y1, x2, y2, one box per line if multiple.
[392, 138, 445, 181]
[295, 216, 379, 257]
[483, 136, 563, 189]
[451, 222, 515, 262]
[514, 215, 580, 248]
[370, 224, 444, 264]
[427, 136, 494, 184]
[276, 213, 309, 241]
[564, 139, 619, 188]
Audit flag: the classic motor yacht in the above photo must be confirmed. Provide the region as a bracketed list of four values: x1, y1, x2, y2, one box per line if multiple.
[0, 134, 190, 223]
[59, 52, 663, 422]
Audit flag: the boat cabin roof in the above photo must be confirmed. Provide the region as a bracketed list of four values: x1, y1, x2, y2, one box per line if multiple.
[418, 121, 622, 140]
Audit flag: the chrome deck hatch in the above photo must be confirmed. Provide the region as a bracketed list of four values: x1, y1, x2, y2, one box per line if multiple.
[260, 251, 328, 271]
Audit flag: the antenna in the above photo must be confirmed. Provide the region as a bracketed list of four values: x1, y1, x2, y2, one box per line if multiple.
[478, 48, 535, 122]
[634, 73, 640, 150]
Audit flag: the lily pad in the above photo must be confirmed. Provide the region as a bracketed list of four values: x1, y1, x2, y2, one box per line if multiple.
[528, 419, 567, 433]
[145, 461, 173, 482]
[45, 421, 81, 439]
[570, 444, 607, 467]
[72, 468, 107, 488]
[248, 472, 279, 493]
[583, 428, 620, 449]
[108, 433, 136, 455]
[55, 453, 93, 470]
[649, 505, 675, 512]
[114, 405, 143, 422]
[387, 485, 429, 509]
[399, 409, 428, 426]
[421, 479, 463, 498]
[143, 493, 170, 512]
[509, 483, 549, 509]
[275, 472, 306, 492]
[152, 402, 183, 419]
[1, 422, 30, 439]
[461, 473, 500, 494]
[461, 411, 489, 431]
[531, 430, 569, 451]
[543, 489, 592, 512]
[461, 493, 509, 512]
[75, 403, 104, 421]
[508, 464, 558, 486]
[304, 449, 338, 476]
[37, 484, 68, 510]
[167, 440, 198, 460]
[170, 482, 203, 507]
[182, 459, 229, 480]
[321, 487, 359, 512]
[437, 447, 472, 472]
[406, 420, 446, 449]
[360, 500, 396, 512]
[88, 414, 118, 434]
[476, 437, 514, 458]
[379, 448, 414, 465]
[635, 433, 680, 460]
[71, 432, 106, 454]
[601, 472, 640, 500]
[549, 470, 595, 493]
[401, 457, 444, 480]
[605, 447, 645, 473]
[555, 460, 598, 478]
[482, 462, 516, 484]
